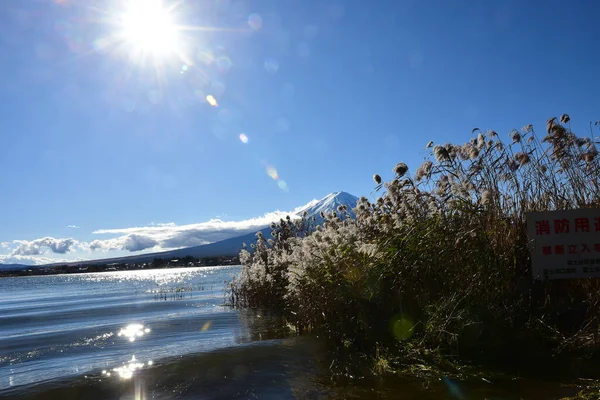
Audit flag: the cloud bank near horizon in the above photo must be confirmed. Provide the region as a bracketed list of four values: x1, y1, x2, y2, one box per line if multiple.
[88, 210, 297, 252]
[0, 254, 88, 266]
[0, 204, 313, 265]
[11, 237, 79, 256]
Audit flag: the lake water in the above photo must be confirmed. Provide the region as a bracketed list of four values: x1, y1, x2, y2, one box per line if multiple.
[0, 266, 585, 399]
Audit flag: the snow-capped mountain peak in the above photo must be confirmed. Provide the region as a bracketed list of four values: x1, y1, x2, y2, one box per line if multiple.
[296, 191, 359, 219]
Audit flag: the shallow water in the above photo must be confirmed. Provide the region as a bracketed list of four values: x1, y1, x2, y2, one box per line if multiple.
[0, 266, 584, 399]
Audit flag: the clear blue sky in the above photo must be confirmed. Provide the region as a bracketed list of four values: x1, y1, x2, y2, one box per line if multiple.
[1, 0, 599, 264]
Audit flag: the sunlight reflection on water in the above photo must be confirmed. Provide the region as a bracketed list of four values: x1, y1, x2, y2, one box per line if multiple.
[78, 266, 219, 285]
[0, 266, 241, 393]
[103, 355, 145, 380]
[118, 323, 151, 342]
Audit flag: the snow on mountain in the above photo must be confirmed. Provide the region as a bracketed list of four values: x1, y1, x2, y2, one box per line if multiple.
[130, 191, 358, 260]
[172, 191, 358, 257]
[296, 191, 359, 220]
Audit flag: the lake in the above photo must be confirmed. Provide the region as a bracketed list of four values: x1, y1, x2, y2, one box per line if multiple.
[0, 266, 584, 399]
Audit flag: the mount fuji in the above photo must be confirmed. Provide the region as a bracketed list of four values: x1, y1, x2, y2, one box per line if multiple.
[43, 192, 359, 267]
[296, 191, 359, 221]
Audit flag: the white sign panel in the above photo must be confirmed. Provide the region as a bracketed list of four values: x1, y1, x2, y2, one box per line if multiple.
[526, 209, 600, 280]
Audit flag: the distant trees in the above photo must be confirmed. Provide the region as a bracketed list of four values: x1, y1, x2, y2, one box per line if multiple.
[151, 258, 164, 268]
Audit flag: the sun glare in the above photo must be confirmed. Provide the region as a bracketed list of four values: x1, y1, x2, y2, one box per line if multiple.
[118, 0, 180, 59]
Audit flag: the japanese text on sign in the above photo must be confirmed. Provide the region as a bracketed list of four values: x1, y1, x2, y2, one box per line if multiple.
[526, 209, 600, 280]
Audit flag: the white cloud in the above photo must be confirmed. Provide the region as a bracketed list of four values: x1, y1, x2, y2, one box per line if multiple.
[11, 237, 79, 256]
[0, 199, 319, 263]
[88, 235, 161, 252]
[89, 210, 298, 253]
[67, 225, 80, 229]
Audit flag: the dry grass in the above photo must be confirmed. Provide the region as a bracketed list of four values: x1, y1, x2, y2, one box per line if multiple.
[230, 115, 600, 371]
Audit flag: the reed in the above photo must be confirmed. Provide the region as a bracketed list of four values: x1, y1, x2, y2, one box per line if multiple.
[230, 115, 600, 371]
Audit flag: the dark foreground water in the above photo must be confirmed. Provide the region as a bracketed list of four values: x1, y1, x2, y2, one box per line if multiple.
[0, 266, 585, 399]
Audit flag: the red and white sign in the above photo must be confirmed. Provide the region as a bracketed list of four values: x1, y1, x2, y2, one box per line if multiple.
[526, 209, 600, 280]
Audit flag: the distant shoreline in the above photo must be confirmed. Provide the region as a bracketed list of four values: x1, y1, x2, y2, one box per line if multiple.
[0, 256, 240, 278]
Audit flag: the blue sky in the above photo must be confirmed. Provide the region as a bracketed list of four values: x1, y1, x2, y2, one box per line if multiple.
[1, 0, 599, 264]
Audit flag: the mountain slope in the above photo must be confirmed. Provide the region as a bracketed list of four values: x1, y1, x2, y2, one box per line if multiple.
[159, 191, 358, 259]
[93, 227, 272, 263]
[296, 191, 358, 220]
[0, 263, 31, 271]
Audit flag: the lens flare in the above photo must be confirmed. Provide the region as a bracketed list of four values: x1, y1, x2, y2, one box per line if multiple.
[278, 180, 289, 192]
[210, 80, 226, 97]
[262, 163, 289, 191]
[201, 321, 212, 332]
[390, 315, 414, 340]
[443, 377, 466, 399]
[216, 56, 232, 74]
[93, 37, 112, 51]
[196, 49, 214, 65]
[206, 95, 218, 107]
[266, 166, 279, 180]
[248, 13, 262, 30]
[239, 133, 249, 143]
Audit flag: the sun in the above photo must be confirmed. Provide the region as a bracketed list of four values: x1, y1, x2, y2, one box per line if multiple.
[117, 0, 181, 59]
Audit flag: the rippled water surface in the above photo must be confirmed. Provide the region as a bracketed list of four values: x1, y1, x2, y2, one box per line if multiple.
[0, 267, 585, 399]
[0, 267, 242, 392]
